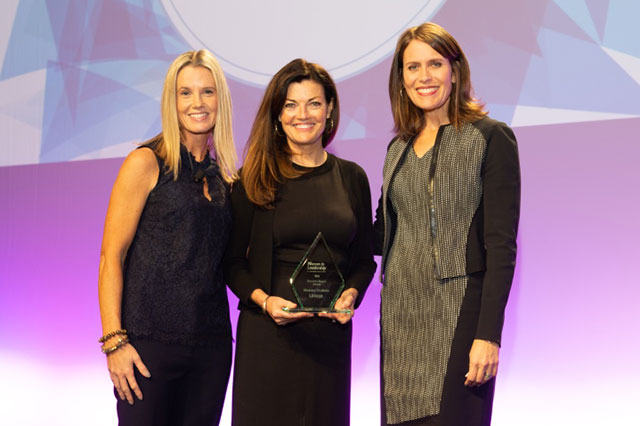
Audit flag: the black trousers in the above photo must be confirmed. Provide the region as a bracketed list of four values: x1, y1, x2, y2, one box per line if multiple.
[385, 416, 439, 426]
[116, 337, 231, 426]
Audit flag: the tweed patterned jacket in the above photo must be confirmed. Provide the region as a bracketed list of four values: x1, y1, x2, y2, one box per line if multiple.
[373, 116, 520, 344]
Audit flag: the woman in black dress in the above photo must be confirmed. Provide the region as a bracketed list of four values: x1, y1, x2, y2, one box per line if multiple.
[374, 23, 521, 426]
[225, 58, 376, 426]
[98, 50, 237, 425]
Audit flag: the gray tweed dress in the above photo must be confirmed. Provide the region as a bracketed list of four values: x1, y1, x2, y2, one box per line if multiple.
[381, 147, 468, 424]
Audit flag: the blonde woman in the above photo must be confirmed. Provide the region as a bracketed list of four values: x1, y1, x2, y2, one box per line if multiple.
[98, 50, 237, 425]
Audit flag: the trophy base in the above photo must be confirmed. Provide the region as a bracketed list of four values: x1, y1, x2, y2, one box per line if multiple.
[282, 307, 352, 314]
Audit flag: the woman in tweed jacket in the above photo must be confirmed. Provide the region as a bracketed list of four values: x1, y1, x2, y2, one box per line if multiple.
[373, 23, 520, 426]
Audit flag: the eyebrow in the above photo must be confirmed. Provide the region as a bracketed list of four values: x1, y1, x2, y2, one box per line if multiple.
[405, 58, 442, 63]
[285, 96, 321, 102]
[177, 86, 216, 91]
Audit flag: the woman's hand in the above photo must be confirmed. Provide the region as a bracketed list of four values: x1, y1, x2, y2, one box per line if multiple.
[464, 339, 499, 386]
[98, 148, 157, 404]
[318, 288, 358, 324]
[106, 342, 151, 404]
[264, 295, 313, 325]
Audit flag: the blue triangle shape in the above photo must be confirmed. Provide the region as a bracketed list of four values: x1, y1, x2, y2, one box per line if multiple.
[1, 1, 57, 80]
[518, 28, 640, 114]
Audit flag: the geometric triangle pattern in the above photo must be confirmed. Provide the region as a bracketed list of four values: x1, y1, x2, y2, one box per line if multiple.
[602, 46, 640, 85]
[1, 0, 639, 166]
[511, 105, 638, 127]
[0, 0, 189, 166]
[553, 0, 601, 43]
[517, 27, 640, 114]
[426, 0, 640, 125]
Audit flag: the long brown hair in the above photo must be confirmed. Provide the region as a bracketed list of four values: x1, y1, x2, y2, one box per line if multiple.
[389, 22, 486, 139]
[146, 50, 238, 183]
[241, 58, 340, 208]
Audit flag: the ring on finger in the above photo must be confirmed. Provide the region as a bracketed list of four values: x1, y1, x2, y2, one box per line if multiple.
[484, 373, 492, 379]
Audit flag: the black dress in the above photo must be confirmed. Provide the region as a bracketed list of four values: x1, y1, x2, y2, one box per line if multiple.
[227, 154, 376, 426]
[374, 118, 520, 426]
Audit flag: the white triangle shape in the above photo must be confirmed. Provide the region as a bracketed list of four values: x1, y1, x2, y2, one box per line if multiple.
[601, 46, 640, 85]
[511, 105, 638, 127]
[0, 0, 20, 72]
[0, 113, 42, 167]
[341, 118, 366, 140]
[71, 140, 140, 162]
[0, 69, 47, 166]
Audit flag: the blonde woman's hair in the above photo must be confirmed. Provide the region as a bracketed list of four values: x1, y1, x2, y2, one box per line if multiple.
[148, 50, 237, 183]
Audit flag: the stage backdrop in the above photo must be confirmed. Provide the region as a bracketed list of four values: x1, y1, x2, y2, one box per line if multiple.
[1, 1, 638, 425]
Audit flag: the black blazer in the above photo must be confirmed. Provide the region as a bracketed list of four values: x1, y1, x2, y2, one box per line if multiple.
[225, 154, 376, 310]
[373, 117, 520, 344]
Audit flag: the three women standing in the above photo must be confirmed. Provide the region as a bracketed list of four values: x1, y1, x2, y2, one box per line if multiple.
[375, 23, 520, 426]
[98, 50, 237, 425]
[98, 22, 518, 426]
[225, 59, 376, 426]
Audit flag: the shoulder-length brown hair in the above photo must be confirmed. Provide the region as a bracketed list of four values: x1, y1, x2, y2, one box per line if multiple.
[145, 50, 238, 183]
[241, 58, 340, 208]
[389, 22, 486, 139]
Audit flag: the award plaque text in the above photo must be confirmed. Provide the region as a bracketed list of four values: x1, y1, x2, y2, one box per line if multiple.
[283, 232, 350, 314]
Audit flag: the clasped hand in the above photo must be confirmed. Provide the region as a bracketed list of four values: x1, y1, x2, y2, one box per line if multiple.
[265, 288, 358, 325]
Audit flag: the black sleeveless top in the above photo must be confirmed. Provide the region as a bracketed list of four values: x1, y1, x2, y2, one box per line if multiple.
[121, 143, 232, 346]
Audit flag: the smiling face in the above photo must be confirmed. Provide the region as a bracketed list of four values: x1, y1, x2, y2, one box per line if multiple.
[402, 39, 455, 121]
[176, 65, 218, 143]
[279, 79, 333, 151]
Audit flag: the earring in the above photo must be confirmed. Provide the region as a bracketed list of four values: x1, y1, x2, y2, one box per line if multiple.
[274, 121, 285, 137]
[325, 118, 334, 134]
[399, 87, 404, 97]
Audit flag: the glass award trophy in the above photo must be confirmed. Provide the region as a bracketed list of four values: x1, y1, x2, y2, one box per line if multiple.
[282, 232, 351, 314]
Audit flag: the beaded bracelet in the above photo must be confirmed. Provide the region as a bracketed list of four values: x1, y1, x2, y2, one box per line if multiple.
[101, 337, 130, 355]
[98, 329, 127, 343]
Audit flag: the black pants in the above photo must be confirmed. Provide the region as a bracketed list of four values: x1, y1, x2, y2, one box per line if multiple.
[386, 416, 439, 426]
[116, 337, 231, 426]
